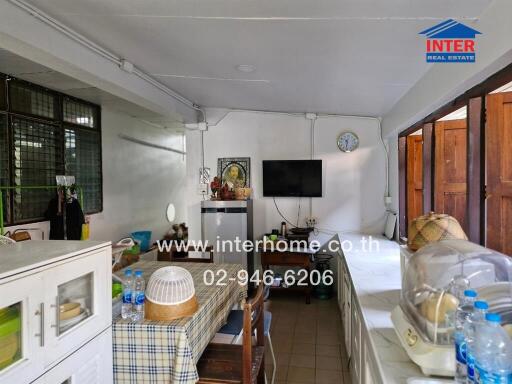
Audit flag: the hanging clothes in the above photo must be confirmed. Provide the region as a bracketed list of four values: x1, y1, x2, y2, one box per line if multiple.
[45, 191, 85, 240]
[45, 195, 64, 240]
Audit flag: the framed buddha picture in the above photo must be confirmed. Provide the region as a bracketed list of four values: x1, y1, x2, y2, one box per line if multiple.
[217, 157, 251, 190]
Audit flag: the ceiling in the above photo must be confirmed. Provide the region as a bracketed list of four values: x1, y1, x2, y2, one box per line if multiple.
[18, 0, 494, 116]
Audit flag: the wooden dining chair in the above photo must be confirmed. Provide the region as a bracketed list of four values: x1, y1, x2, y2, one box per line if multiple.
[196, 283, 265, 384]
[214, 285, 275, 384]
[157, 242, 214, 263]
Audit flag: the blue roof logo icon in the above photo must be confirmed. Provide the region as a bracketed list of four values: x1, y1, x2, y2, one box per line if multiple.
[420, 19, 481, 63]
[419, 19, 481, 39]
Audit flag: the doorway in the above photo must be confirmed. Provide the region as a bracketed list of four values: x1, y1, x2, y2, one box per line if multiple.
[486, 82, 512, 254]
[406, 131, 423, 225]
[434, 107, 468, 231]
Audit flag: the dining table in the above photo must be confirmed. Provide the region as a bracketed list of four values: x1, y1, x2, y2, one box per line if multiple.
[112, 260, 247, 384]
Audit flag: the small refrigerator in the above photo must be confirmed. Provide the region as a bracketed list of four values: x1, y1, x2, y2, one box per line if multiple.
[201, 200, 253, 275]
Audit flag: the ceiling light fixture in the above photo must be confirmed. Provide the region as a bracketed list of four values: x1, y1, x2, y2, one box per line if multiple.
[236, 64, 255, 73]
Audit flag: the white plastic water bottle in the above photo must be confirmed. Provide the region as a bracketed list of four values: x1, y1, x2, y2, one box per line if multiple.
[474, 313, 512, 384]
[454, 289, 478, 383]
[121, 269, 134, 320]
[465, 301, 488, 383]
[131, 270, 145, 322]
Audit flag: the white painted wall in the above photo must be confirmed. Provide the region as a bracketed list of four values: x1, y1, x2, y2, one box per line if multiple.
[186, 109, 388, 245]
[4, 109, 187, 243]
[387, 135, 399, 215]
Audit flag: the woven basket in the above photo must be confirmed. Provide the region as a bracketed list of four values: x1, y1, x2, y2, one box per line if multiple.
[145, 296, 198, 321]
[408, 212, 467, 251]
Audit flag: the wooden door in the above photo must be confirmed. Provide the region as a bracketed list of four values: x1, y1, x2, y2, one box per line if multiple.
[434, 119, 468, 231]
[486, 92, 512, 255]
[407, 135, 423, 224]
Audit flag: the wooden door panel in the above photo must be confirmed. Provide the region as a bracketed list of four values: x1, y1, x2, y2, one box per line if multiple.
[502, 102, 512, 182]
[435, 119, 467, 231]
[442, 192, 468, 230]
[502, 197, 512, 256]
[443, 127, 466, 183]
[407, 135, 423, 224]
[486, 92, 512, 255]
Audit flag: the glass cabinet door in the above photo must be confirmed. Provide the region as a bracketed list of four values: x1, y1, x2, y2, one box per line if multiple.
[0, 303, 22, 371]
[44, 248, 110, 366]
[0, 274, 44, 384]
[57, 272, 94, 335]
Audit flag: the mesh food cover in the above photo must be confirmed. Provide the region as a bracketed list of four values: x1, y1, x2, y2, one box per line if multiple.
[401, 240, 512, 345]
[146, 266, 196, 305]
[145, 266, 199, 321]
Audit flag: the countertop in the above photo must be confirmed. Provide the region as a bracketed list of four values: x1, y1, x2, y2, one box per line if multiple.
[336, 233, 448, 384]
[0, 240, 110, 280]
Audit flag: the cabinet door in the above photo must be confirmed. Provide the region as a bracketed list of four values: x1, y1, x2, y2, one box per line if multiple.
[32, 328, 113, 384]
[351, 301, 362, 384]
[364, 344, 378, 384]
[337, 258, 343, 315]
[0, 274, 45, 384]
[342, 272, 351, 358]
[43, 248, 111, 367]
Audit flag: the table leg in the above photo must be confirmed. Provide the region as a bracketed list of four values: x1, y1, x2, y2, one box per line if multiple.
[305, 264, 311, 304]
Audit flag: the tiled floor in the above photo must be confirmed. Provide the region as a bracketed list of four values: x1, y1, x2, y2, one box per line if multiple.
[264, 294, 352, 384]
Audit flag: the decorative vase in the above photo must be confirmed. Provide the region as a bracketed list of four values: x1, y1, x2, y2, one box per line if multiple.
[234, 187, 252, 200]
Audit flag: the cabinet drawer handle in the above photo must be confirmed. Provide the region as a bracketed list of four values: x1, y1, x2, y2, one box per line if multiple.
[35, 303, 45, 347]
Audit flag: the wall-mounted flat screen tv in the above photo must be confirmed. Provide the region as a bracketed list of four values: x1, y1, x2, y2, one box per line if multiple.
[263, 160, 322, 197]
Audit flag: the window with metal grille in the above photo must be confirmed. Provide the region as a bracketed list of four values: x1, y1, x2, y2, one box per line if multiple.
[0, 114, 8, 224]
[0, 76, 6, 111]
[63, 97, 96, 128]
[9, 80, 57, 120]
[0, 75, 102, 226]
[65, 127, 102, 212]
[11, 117, 64, 222]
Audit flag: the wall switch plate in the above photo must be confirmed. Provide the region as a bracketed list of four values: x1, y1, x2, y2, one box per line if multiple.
[197, 183, 208, 195]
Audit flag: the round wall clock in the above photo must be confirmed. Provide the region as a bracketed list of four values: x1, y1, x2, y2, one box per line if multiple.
[337, 131, 359, 153]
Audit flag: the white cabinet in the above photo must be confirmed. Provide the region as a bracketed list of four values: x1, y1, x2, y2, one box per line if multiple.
[0, 242, 112, 384]
[337, 253, 382, 384]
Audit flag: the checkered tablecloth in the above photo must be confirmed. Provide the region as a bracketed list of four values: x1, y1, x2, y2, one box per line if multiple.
[112, 261, 247, 384]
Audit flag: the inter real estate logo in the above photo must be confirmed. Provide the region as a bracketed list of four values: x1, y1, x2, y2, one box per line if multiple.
[419, 19, 481, 63]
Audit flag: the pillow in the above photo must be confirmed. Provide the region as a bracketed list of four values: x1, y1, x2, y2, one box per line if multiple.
[384, 212, 397, 240]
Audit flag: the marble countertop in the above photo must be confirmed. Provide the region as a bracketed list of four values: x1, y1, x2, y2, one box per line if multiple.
[336, 233, 449, 384]
[0, 240, 110, 280]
